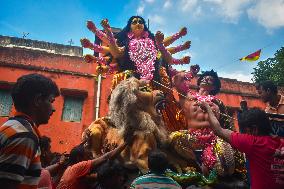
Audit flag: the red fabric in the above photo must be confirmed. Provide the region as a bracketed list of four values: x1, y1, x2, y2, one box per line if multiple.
[246, 49, 261, 59]
[38, 169, 52, 189]
[230, 132, 284, 189]
[56, 160, 93, 189]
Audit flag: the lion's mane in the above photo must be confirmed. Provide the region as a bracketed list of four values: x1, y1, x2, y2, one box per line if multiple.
[108, 77, 168, 145]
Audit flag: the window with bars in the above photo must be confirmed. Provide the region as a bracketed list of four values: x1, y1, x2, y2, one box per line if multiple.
[0, 90, 13, 117]
[61, 96, 84, 122]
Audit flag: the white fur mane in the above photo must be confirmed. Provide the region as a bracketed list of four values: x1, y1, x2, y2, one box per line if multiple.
[108, 77, 168, 144]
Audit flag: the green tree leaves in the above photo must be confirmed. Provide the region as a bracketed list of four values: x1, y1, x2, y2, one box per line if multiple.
[252, 47, 284, 86]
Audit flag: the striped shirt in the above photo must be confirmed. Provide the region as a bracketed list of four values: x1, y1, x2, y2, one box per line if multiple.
[130, 173, 182, 189]
[0, 116, 42, 189]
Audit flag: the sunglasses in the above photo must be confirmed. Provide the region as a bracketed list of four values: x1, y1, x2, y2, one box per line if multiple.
[131, 19, 144, 25]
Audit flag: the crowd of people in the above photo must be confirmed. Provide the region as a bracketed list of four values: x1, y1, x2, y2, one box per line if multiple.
[0, 73, 283, 189]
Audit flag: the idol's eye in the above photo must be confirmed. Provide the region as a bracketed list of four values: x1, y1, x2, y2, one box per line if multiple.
[139, 86, 151, 92]
[132, 19, 144, 25]
[137, 19, 144, 24]
[131, 20, 138, 25]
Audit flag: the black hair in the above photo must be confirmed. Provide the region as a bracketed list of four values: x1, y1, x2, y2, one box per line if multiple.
[49, 152, 62, 165]
[96, 160, 125, 185]
[197, 70, 221, 95]
[12, 73, 60, 112]
[212, 176, 248, 189]
[68, 143, 86, 165]
[258, 80, 278, 95]
[40, 136, 51, 151]
[238, 108, 272, 136]
[240, 100, 248, 112]
[148, 150, 168, 174]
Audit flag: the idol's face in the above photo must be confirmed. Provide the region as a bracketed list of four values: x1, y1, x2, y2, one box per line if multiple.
[130, 17, 145, 36]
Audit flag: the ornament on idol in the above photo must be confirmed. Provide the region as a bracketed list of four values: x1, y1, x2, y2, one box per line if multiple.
[193, 93, 216, 102]
[128, 31, 157, 80]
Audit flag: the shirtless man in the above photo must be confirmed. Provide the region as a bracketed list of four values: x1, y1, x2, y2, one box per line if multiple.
[174, 70, 228, 129]
[171, 70, 237, 177]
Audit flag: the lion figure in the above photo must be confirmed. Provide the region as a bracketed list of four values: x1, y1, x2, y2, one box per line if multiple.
[82, 77, 194, 172]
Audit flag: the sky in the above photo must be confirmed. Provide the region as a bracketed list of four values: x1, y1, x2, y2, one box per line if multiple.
[1, 0, 284, 82]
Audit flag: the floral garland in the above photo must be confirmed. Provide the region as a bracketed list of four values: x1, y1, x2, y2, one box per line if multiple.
[93, 44, 104, 53]
[202, 146, 217, 169]
[128, 31, 157, 80]
[172, 58, 187, 65]
[189, 128, 216, 148]
[188, 93, 218, 170]
[189, 128, 217, 170]
[192, 93, 216, 102]
[172, 31, 183, 41]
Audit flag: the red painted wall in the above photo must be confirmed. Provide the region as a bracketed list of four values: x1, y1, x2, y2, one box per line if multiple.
[0, 46, 101, 153]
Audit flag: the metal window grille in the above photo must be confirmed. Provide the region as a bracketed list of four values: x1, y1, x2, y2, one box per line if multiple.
[62, 96, 84, 122]
[0, 90, 13, 117]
